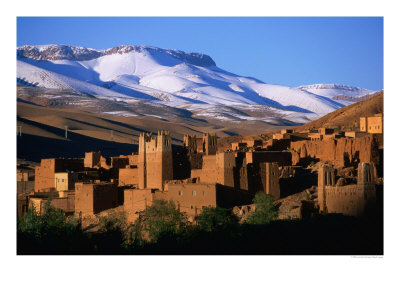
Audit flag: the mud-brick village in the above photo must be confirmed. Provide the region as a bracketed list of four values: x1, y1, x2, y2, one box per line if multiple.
[17, 112, 383, 233]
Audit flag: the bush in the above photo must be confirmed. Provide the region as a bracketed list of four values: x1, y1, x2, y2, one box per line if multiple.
[17, 198, 82, 253]
[246, 192, 278, 225]
[96, 211, 129, 252]
[196, 207, 239, 232]
[140, 200, 188, 241]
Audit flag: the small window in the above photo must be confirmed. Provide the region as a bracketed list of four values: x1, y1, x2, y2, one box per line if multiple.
[192, 190, 196, 196]
[178, 190, 183, 196]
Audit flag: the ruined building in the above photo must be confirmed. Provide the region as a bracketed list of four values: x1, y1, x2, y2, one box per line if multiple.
[318, 162, 376, 216]
[138, 131, 173, 191]
[202, 133, 217, 155]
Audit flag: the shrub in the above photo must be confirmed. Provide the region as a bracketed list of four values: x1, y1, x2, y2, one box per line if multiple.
[246, 192, 278, 225]
[140, 200, 188, 241]
[196, 207, 239, 232]
[17, 198, 81, 253]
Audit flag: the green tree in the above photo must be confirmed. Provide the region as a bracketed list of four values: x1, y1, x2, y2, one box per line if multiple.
[17, 198, 82, 253]
[196, 206, 239, 232]
[246, 192, 278, 225]
[96, 211, 129, 253]
[140, 200, 188, 241]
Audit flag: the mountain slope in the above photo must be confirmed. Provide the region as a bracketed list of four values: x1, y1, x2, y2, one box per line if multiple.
[294, 91, 383, 131]
[16, 44, 361, 118]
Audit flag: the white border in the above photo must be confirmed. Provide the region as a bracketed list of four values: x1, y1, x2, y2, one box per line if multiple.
[2, 1, 399, 299]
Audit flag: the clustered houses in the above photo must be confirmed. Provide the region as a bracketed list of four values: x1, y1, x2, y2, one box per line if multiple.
[21, 114, 383, 221]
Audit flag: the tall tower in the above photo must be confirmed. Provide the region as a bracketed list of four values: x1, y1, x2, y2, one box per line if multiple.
[184, 134, 197, 154]
[139, 131, 173, 191]
[216, 152, 236, 187]
[264, 163, 280, 200]
[202, 133, 217, 155]
[157, 130, 173, 190]
[356, 162, 376, 216]
[138, 133, 151, 189]
[357, 162, 374, 185]
[317, 164, 335, 214]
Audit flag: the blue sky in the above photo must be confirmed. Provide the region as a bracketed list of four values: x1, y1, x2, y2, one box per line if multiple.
[17, 17, 383, 90]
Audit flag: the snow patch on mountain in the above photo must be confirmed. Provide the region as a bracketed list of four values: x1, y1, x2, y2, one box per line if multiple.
[298, 83, 374, 100]
[16, 44, 377, 122]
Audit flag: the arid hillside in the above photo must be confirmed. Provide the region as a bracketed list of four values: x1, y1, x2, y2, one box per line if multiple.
[295, 91, 383, 131]
[217, 91, 384, 147]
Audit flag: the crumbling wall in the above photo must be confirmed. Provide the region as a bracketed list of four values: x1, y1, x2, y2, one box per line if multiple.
[318, 163, 376, 216]
[291, 135, 380, 167]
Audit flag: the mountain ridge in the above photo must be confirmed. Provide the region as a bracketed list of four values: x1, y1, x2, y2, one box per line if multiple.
[17, 44, 376, 120]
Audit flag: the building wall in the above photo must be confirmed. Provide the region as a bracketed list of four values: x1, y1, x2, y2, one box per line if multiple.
[17, 181, 35, 195]
[367, 116, 383, 134]
[34, 159, 55, 192]
[138, 132, 173, 191]
[232, 142, 247, 151]
[119, 168, 139, 186]
[123, 188, 168, 222]
[202, 133, 217, 155]
[245, 151, 292, 166]
[261, 163, 280, 200]
[360, 117, 367, 132]
[291, 135, 380, 167]
[84, 152, 101, 168]
[190, 153, 236, 187]
[29, 196, 75, 215]
[167, 183, 217, 220]
[272, 133, 291, 140]
[216, 152, 235, 187]
[318, 163, 376, 216]
[35, 158, 84, 192]
[111, 157, 130, 169]
[360, 115, 383, 133]
[17, 170, 29, 182]
[75, 182, 117, 215]
[184, 135, 197, 154]
[128, 154, 138, 166]
[54, 172, 79, 192]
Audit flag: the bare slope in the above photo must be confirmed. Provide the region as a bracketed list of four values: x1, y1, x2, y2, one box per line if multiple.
[295, 91, 383, 131]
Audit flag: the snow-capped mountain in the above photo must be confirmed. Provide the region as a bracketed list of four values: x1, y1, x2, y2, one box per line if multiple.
[17, 44, 376, 121]
[298, 84, 375, 101]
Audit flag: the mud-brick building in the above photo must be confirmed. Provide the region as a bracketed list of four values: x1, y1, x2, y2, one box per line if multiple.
[190, 152, 236, 188]
[29, 191, 75, 215]
[119, 167, 139, 186]
[17, 170, 34, 195]
[317, 162, 376, 216]
[34, 158, 83, 192]
[54, 172, 80, 192]
[166, 182, 253, 220]
[360, 113, 383, 134]
[84, 151, 102, 168]
[138, 131, 173, 191]
[75, 182, 118, 215]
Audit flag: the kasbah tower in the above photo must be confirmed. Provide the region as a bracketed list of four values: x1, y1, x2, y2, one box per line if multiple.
[138, 131, 173, 191]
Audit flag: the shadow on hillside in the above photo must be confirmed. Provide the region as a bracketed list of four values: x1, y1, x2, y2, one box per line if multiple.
[17, 117, 137, 162]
